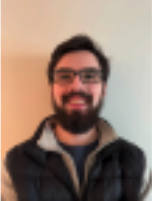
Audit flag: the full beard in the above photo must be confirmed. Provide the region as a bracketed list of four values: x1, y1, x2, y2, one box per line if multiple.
[52, 92, 104, 134]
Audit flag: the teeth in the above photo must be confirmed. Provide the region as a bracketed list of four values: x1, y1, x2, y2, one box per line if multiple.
[69, 99, 86, 104]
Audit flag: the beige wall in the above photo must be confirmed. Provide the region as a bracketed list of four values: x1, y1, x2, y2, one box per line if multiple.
[2, 0, 151, 174]
[1, 56, 53, 158]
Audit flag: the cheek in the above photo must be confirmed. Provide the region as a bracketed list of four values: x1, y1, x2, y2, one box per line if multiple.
[90, 84, 102, 105]
[52, 85, 64, 104]
[52, 84, 72, 106]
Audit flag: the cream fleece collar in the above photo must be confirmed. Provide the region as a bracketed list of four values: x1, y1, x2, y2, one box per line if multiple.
[37, 117, 118, 152]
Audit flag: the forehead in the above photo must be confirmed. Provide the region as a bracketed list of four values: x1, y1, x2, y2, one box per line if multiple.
[55, 50, 101, 70]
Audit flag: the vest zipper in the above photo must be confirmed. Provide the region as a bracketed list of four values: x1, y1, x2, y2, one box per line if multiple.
[80, 139, 119, 198]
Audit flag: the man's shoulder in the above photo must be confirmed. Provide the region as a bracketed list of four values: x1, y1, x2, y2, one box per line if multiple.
[6, 115, 54, 163]
[118, 138, 145, 159]
[100, 133, 145, 156]
[99, 137, 146, 169]
[115, 138, 146, 174]
[5, 139, 31, 168]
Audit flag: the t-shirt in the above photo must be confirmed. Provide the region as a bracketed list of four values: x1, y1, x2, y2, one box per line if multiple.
[59, 139, 98, 184]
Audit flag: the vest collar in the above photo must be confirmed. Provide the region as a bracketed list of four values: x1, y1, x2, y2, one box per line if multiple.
[37, 115, 118, 152]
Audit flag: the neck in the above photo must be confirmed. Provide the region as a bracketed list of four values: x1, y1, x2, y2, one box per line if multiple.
[54, 123, 98, 146]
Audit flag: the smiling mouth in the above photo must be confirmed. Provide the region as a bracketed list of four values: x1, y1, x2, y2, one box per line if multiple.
[66, 96, 88, 110]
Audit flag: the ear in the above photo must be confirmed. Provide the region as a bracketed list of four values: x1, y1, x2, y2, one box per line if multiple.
[102, 83, 107, 97]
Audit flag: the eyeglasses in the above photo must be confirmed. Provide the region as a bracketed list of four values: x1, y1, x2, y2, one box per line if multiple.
[53, 68, 103, 85]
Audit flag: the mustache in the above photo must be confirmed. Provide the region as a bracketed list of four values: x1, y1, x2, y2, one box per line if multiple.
[62, 91, 92, 104]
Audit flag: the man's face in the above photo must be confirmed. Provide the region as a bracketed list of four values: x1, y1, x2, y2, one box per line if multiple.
[51, 50, 107, 134]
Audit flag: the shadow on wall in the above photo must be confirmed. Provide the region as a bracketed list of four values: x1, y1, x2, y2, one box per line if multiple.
[1, 55, 54, 159]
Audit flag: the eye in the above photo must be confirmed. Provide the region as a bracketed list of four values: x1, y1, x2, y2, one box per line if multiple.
[81, 70, 102, 83]
[83, 71, 97, 80]
[54, 71, 73, 83]
[60, 73, 71, 80]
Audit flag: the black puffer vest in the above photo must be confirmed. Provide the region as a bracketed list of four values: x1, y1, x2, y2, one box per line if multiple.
[6, 116, 145, 201]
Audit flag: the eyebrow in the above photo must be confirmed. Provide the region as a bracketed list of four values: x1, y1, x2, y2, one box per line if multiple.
[54, 67, 101, 72]
[55, 68, 73, 72]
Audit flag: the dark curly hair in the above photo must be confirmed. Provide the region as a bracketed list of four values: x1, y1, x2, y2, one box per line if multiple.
[47, 34, 110, 83]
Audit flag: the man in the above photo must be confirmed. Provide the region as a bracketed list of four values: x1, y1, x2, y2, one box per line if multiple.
[2, 35, 151, 201]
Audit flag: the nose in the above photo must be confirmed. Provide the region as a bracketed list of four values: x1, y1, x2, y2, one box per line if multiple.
[70, 74, 85, 90]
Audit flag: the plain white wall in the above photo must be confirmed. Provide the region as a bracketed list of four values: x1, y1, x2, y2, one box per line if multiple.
[2, 0, 151, 198]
